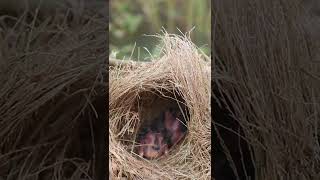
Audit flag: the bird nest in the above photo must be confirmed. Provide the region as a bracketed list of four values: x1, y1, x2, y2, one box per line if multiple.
[109, 33, 211, 179]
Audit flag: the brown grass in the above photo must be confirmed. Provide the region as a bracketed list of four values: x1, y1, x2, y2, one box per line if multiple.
[109, 32, 211, 179]
[0, 1, 107, 179]
[213, 0, 320, 179]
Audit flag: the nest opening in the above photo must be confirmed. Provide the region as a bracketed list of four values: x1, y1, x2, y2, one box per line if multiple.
[119, 89, 190, 159]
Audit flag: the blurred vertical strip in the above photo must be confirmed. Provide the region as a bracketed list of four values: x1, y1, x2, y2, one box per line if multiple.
[0, 0, 108, 179]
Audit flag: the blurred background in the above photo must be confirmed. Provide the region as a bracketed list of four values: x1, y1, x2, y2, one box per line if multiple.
[109, 0, 211, 61]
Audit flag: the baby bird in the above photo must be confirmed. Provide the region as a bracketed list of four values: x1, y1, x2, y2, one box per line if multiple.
[137, 128, 169, 159]
[164, 109, 187, 147]
[136, 108, 188, 159]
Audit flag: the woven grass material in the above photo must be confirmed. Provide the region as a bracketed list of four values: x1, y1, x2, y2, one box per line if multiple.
[0, 2, 107, 179]
[213, 0, 320, 179]
[109, 33, 211, 179]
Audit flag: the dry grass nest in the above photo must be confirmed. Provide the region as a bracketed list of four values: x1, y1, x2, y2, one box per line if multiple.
[109, 33, 211, 179]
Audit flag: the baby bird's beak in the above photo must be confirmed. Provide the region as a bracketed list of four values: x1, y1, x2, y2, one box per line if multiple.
[139, 149, 144, 157]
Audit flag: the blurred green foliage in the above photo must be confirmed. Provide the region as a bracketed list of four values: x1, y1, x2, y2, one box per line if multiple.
[110, 0, 211, 61]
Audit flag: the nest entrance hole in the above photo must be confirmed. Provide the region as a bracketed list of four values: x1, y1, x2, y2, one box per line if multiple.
[128, 90, 191, 158]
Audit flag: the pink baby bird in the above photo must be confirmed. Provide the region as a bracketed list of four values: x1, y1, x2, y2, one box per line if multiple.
[164, 110, 186, 147]
[138, 129, 169, 159]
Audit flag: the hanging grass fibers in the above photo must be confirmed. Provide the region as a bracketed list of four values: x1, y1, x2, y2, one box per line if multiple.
[213, 0, 320, 179]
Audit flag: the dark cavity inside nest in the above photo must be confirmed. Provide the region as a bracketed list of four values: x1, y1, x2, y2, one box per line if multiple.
[131, 90, 191, 158]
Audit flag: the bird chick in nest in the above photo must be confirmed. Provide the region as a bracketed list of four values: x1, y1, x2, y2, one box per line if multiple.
[164, 108, 188, 148]
[136, 108, 188, 159]
[137, 127, 169, 159]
